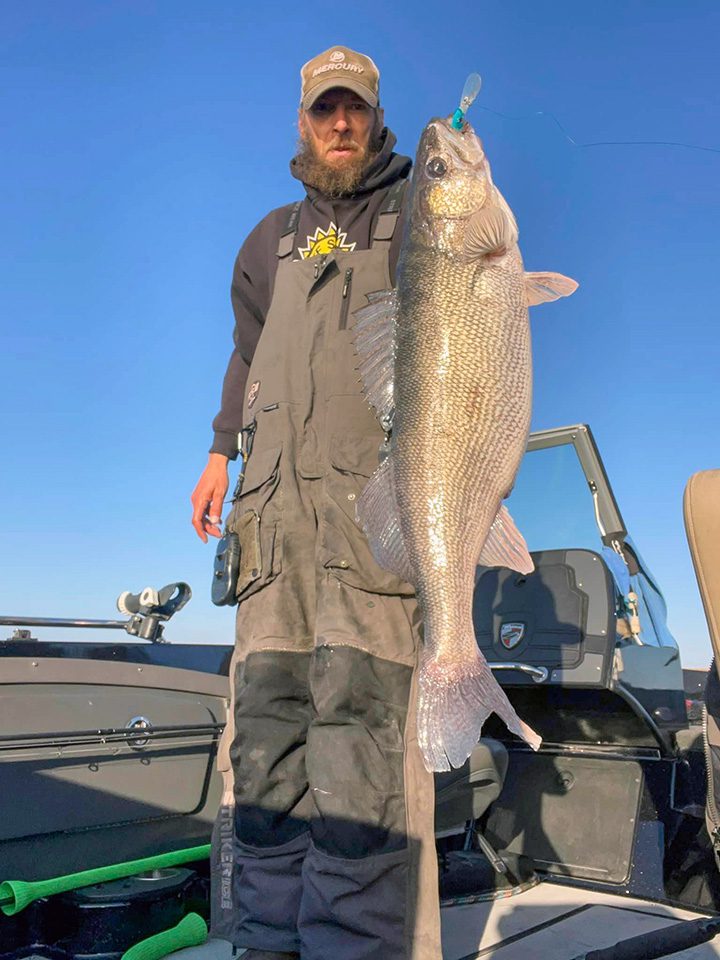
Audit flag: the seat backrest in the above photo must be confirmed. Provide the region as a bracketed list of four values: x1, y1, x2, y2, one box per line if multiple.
[474, 548, 616, 686]
[684, 470, 720, 665]
[474, 549, 681, 748]
[684, 470, 720, 848]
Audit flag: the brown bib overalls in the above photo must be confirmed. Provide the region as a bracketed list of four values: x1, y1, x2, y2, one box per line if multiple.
[210, 195, 441, 960]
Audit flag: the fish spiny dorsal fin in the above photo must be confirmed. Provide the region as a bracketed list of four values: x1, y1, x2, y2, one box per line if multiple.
[352, 289, 397, 428]
[525, 272, 579, 306]
[356, 457, 414, 584]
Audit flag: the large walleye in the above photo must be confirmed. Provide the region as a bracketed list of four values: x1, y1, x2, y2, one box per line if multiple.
[353, 114, 577, 772]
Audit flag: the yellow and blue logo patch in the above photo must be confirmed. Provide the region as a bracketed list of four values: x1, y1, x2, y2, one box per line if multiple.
[299, 222, 356, 259]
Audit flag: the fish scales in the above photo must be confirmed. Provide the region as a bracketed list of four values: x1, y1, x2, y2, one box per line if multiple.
[354, 115, 577, 771]
[395, 244, 531, 633]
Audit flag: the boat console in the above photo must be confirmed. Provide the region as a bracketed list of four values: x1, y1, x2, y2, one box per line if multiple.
[472, 426, 691, 891]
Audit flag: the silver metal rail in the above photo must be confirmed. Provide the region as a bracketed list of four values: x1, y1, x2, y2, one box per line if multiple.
[0, 616, 128, 629]
[490, 662, 548, 683]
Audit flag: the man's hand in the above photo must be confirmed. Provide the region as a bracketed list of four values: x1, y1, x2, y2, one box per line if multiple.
[191, 453, 230, 542]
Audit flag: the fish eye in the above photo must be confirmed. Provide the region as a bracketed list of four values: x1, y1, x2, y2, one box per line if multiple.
[425, 156, 447, 179]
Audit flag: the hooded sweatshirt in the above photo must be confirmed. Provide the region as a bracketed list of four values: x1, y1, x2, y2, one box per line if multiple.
[210, 128, 412, 459]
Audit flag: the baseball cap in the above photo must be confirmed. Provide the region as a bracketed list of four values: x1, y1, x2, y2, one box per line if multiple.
[300, 46, 380, 110]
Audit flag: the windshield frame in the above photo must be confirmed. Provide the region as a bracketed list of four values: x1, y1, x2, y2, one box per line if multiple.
[527, 424, 627, 547]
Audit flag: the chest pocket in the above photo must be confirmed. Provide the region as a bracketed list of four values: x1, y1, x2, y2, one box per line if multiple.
[227, 444, 283, 601]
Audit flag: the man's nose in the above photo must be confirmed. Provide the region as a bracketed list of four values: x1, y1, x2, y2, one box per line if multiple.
[333, 106, 350, 133]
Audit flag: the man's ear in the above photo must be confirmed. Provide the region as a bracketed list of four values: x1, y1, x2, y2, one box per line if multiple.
[376, 107, 385, 130]
[298, 108, 308, 139]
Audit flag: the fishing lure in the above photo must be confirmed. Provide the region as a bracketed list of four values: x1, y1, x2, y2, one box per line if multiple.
[451, 72, 482, 130]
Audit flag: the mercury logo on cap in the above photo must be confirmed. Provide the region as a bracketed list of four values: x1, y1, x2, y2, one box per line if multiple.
[300, 45, 380, 110]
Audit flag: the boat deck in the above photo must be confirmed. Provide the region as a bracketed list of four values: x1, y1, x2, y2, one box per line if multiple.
[9, 826, 720, 960]
[140, 880, 720, 960]
[441, 880, 720, 958]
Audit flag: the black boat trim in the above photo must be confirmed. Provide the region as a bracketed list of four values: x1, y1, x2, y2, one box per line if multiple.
[458, 903, 592, 959]
[0, 722, 224, 753]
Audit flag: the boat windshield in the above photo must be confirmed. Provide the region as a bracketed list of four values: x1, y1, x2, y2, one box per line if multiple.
[509, 441, 603, 554]
[505, 426, 678, 650]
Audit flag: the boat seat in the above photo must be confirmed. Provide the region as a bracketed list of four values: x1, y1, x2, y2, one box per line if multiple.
[684, 470, 720, 853]
[474, 547, 688, 748]
[685, 470, 720, 677]
[434, 737, 508, 835]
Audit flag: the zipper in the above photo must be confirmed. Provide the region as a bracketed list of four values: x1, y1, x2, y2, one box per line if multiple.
[339, 267, 353, 329]
[231, 419, 257, 501]
[704, 657, 720, 830]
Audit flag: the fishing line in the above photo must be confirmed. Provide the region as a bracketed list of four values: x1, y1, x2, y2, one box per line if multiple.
[475, 105, 720, 156]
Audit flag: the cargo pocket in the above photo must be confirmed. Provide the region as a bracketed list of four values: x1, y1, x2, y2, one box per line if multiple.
[323, 434, 414, 596]
[226, 444, 283, 602]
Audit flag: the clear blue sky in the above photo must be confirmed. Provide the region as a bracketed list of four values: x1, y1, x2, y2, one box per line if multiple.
[1, 1, 718, 667]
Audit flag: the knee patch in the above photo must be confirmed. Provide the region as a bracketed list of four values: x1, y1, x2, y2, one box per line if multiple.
[307, 645, 413, 858]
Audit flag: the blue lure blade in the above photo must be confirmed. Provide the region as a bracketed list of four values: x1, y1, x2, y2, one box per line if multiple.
[451, 72, 483, 129]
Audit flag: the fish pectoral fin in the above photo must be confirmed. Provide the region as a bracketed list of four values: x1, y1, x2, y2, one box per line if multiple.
[352, 289, 397, 428]
[478, 504, 534, 575]
[525, 271, 579, 306]
[356, 457, 415, 584]
[464, 205, 518, 259]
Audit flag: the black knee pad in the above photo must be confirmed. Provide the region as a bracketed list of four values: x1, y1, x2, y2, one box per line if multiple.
[231, 650, 314, 845]
[307, 644, 413, 858]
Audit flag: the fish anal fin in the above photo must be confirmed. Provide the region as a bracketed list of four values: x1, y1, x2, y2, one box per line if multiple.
[356, 457, 414, 584]
[478, 504, 534, 575]
[352, 289, 397, 428]
[525, 271, 578, 306]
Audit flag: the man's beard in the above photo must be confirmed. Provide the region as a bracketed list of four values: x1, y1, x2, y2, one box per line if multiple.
[293, 128, 384, 199]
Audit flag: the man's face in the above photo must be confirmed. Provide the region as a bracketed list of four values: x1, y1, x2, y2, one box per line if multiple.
[299, 88, 382, 168]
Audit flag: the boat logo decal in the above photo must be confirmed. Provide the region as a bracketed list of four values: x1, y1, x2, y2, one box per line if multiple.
[500, 622, 525, 649]
[299, 222, 356, 259]
[247, 381, 260, 409]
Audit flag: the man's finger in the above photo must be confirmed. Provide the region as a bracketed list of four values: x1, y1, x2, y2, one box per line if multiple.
[210, 491, 225, 525]
[205, 522, 223, 540]
[206, 504, 223, 540]
[191, 499, 210, 543]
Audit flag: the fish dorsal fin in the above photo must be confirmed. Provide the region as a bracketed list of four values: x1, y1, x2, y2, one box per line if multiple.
[464, 204, 518, 259]
[356, 457, 414, 584]
[478, 504, 534, 574]
[352, 289, 397, 428]
[525, 271, 578, 306]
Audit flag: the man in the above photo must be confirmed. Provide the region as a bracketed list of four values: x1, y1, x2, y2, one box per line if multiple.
[191, 46, 441, 960]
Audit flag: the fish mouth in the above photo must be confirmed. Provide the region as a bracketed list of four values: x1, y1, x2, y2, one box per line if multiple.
[423, 117, 485, 167]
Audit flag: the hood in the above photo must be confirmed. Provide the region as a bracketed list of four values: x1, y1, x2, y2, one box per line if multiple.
[290, 127, 412, 200]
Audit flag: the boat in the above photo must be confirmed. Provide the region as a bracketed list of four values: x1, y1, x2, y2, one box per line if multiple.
[2, 424, 719, 959]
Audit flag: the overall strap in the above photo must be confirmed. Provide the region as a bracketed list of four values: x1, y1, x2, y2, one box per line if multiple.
[276, 200, 303, 259]
[371, 179, 408, 248]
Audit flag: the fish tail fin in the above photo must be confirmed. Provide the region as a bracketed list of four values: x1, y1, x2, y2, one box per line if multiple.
[478, 504, 534, 575]
[417, 646, 541, 772]
[525, 271, 578, 306]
